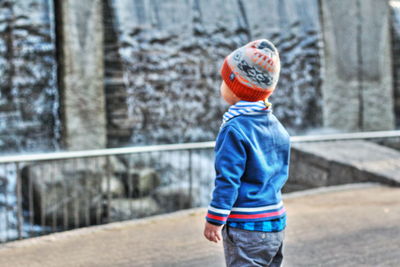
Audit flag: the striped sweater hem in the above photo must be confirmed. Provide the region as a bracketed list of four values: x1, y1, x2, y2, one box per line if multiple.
[205, 201, 286, 224]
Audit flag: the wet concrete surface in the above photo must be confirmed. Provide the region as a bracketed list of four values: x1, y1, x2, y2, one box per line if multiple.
[0, 184, 399, 267]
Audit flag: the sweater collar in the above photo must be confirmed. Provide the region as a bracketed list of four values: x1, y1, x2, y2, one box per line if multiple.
[222, 100, 272, 126]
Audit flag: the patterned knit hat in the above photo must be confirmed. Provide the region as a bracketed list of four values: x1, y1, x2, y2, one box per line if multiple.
[220, 39, 281, 102]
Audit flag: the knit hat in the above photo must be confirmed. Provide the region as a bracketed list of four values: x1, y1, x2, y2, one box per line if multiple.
[220, 39, 281, 102]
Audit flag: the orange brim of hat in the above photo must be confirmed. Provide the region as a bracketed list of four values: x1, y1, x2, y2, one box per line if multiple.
[220, 58, 273, 102]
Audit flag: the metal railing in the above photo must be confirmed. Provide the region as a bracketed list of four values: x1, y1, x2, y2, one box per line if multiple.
[0, 130, 399, 243]
[0, 143, 216, 243]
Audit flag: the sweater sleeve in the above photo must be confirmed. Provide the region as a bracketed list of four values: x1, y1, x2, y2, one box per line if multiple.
[205, 126, 247, 225]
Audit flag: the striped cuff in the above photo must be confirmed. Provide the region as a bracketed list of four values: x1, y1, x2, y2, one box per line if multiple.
[205, 205, 231, 225]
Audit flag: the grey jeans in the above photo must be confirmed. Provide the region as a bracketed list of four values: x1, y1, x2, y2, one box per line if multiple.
[222, 224, 284, 267]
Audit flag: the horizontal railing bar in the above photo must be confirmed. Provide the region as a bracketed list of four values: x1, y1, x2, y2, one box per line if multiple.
[0, 141, 216, 163]
[290, 130, 400, 142]
[0, 130, 399, 164]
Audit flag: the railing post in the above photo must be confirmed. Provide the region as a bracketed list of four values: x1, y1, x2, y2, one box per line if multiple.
[15, 162, 23, 240]
[106, 156, 112, 223]
[188, 150, 193, 208]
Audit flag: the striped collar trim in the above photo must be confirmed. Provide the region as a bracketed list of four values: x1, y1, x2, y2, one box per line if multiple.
[222, 100, 272, 126]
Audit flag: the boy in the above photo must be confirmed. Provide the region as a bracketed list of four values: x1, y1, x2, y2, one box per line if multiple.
[203, 39, 290, 267]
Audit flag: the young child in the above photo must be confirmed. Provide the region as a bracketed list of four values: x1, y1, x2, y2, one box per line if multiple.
[203, 39, 290, 267]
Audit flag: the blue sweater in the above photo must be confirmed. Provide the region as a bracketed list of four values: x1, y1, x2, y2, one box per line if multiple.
[206, 109, 290, 225]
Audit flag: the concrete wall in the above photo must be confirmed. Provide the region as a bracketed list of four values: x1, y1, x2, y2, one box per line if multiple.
[320, 0, 395, 132]
[287, 140, 400, 192]
[391, 0, 400, 127]
[57, 0, 107, 150]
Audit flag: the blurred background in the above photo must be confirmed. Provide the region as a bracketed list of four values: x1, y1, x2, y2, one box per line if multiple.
[0, 0, 399, 245]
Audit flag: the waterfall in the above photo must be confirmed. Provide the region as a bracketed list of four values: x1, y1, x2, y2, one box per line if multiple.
[0, 0, 60, 154]
[104, 0, 324, 146]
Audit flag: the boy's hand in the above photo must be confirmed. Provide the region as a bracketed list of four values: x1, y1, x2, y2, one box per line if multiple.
[203, 221, 223, 243]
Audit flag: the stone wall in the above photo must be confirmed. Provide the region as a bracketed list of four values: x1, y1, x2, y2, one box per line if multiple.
[57, 0, 107, 150]
[320, 0, 395, 132]
[288, 140, 400, 192]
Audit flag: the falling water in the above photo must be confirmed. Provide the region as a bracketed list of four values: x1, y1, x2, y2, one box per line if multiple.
[0, 0, 60, 154]
[0, 0, 59, 241]
[104, 0, 324, 146]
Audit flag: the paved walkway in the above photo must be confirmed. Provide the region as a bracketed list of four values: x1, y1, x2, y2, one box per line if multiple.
[0, 183, 399, 267]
